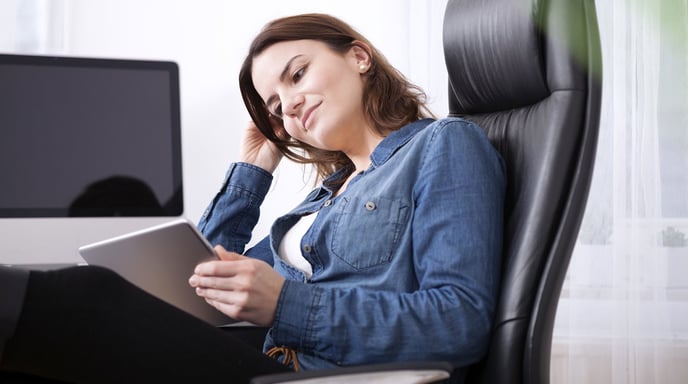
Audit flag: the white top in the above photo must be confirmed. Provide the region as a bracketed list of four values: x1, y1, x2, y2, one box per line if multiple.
[278, 213, 316, 278]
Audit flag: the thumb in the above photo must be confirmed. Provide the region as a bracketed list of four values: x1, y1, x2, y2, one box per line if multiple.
[214, 245, 244, 261]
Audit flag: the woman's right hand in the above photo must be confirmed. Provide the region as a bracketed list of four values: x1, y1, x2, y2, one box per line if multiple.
[238, 118, 284, 173]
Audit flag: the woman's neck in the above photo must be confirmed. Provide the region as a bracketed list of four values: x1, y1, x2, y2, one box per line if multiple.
[344, 132, 384, 173]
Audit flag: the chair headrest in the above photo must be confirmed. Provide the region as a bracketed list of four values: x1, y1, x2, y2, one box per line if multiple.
[444, 0, 594, 115]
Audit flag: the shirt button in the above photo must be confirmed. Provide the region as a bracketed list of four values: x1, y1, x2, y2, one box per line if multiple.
[365, 201, 376, 211]
[303, 244, 313, 253]
[324, 200, 333, 207]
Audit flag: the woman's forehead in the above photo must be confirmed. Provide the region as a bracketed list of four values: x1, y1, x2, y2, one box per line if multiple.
[251, 40, 330, 99]
[253, 40, 328, 73]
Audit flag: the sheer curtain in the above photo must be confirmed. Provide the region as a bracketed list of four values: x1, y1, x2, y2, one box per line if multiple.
[9, 0, 65, 54]
[551, 0, 688, 383]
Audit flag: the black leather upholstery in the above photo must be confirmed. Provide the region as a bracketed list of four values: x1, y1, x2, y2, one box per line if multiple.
[443, 0, 602, 383]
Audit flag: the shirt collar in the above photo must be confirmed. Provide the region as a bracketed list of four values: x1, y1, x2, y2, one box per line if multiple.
[321, 118, 436, 186]
[369, 118, 435, 167]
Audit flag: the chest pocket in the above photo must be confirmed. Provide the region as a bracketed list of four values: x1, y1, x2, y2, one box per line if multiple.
[330, 196, 409, 270]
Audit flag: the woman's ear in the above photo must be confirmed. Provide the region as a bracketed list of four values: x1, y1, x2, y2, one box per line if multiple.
[349, 41, 372, 73]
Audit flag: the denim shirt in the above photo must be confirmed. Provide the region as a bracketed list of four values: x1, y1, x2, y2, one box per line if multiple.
[198, 117, 506, 374]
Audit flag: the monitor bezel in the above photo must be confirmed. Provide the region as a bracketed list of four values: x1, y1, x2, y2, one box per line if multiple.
[0, 53, 183, 218]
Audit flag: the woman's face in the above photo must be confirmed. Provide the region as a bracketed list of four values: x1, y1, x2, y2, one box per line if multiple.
[252, 40, 371, 152]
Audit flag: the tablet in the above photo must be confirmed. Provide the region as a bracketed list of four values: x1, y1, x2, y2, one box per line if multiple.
[79, 218, 234, 326]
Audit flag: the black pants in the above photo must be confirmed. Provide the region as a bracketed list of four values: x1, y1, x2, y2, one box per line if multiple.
[0, 266, 290, 383]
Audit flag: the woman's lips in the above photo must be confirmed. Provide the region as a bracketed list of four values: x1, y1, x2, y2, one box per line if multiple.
[302, 101, 322, 130]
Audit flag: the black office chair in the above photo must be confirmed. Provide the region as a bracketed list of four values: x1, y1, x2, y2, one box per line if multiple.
[252, 0, 602, 383]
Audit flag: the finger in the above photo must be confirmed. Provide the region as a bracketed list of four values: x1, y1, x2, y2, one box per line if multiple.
[194, 261, 228, 276]
[204, 298, 241, 320]
[197, 286, 237, 302]
[189, 274, 229, 288]
[198, 287, 249, 314]
[194, 258, 242, 276]
[191, 275, 244, 290]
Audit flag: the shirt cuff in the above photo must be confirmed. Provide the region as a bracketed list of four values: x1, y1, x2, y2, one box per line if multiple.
[223, 162, 273, 198]
[271, 279, 323, 352]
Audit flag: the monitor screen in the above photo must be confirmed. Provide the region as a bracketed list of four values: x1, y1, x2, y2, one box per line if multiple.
[0, 54, 183, 217]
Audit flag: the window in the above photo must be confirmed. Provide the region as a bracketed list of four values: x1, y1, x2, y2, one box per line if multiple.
[552, 1, 688, 383]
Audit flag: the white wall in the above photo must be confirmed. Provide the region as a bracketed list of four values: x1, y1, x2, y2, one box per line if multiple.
[0, 0, 448, 264]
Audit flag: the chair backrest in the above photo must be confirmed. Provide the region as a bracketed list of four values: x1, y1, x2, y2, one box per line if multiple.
[443, 0, 602, 383]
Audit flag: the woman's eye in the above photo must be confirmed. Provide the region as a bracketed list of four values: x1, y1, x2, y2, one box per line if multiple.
[293, 67, 305, 82]
[273, 104, 283, 117]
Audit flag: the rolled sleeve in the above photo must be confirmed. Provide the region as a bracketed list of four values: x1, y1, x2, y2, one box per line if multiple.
[198, 162, 273, 254]
[270, 280, 323, 353]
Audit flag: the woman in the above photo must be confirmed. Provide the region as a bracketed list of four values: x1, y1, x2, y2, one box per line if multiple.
[0, 13, 505, 383]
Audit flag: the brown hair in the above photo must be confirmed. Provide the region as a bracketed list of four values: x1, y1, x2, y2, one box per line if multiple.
[239, 13, 434, 184]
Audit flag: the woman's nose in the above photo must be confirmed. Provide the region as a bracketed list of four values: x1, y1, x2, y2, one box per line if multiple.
[281, 92, 304, 117]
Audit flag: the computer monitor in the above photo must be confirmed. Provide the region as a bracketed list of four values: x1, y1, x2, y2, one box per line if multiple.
[0, 54, 183, 265]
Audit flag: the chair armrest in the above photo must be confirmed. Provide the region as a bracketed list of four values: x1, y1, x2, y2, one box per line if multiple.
[250, 361, 453, 384]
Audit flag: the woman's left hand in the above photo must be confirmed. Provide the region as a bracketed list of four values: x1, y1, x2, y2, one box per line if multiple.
[189, 245, 285, 326]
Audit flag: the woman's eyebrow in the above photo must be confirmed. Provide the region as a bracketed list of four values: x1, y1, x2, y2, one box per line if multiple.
[280, 55, 303, 82]
[265, 54, 304, 108]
